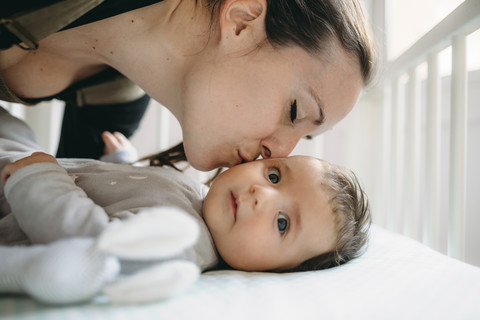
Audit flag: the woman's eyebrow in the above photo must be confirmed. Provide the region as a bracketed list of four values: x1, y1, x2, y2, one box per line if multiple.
[308, 86, 326, 126]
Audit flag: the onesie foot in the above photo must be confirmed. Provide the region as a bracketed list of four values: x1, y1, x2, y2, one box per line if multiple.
[103, 260, 200, 303]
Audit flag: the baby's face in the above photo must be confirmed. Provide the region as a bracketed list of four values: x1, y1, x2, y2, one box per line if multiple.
[202, 156, 337, 271]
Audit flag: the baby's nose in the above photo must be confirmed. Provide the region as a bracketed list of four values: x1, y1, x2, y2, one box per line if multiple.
[248, 184, 276, 210]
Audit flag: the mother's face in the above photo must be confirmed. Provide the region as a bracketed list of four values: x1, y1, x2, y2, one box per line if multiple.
[180, 41, 363, 171]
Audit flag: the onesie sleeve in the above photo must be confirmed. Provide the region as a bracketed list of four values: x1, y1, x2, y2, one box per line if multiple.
[3, 162, 111, 243]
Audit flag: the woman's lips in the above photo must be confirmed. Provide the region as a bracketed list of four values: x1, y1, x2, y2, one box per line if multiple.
[230, 192, 238, 221]
[236, 151, 249, 165]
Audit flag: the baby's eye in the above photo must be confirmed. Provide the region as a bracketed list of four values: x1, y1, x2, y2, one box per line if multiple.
[278, 213, 289, 234]
[290, 100, 297, 123]
[267, 168, 281, 184]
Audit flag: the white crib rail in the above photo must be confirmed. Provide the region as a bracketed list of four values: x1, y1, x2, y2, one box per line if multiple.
[380, 0, 480, 260]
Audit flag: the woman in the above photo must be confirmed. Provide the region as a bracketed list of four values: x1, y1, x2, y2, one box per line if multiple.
[0, 0, 376, 171]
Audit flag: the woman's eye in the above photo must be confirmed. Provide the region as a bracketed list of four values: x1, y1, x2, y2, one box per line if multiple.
[290, 100, 297, 123]
[267, 168, 281, 184]
[278, 213, 289, 234]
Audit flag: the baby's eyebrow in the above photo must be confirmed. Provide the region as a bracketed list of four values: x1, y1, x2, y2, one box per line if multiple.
[283, 203, 301, 245]
[282, 161, 302, 239]
[293, 206, 302, 236]
[282, 161, 292, 177]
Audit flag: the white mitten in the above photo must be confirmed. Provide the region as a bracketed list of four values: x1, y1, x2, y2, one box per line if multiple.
[0, 238, 120, 305]
[103, 260, 199, 303]
[97, 206, 201, 304]
[97, 206, 200, 260]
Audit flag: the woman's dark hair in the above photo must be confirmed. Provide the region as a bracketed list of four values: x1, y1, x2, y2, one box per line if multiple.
[284, 160, 372, 272]
[139, 143, 187, 172]
[140, 143, 222, 185]
[205, 0, 377, 85]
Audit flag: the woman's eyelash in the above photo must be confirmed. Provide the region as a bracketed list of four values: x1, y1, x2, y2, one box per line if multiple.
[290, 100, 297, 123]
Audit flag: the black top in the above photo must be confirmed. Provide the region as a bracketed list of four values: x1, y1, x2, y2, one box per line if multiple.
[62, 0, 163, 30]
[1, 0, 163, 49]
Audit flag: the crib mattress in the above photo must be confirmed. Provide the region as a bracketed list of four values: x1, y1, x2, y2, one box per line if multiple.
[1, 225, 479, 320]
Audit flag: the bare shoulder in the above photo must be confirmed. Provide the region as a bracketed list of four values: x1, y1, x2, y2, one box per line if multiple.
[0, 30, 107, 99]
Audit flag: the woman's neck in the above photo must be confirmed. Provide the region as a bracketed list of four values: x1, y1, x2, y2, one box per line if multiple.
[0, 0, 216, 104]
[90, 0, 215, 122]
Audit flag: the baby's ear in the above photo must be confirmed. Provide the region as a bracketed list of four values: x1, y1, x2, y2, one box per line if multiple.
[218, 0, 267, 52]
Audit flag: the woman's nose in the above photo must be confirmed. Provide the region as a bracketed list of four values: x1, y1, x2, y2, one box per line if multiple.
[261, 135, 299, 159]
[260, 146, 271, 159]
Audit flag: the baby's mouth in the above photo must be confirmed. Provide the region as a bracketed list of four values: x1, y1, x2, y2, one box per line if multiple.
[230, 192, 238, 221]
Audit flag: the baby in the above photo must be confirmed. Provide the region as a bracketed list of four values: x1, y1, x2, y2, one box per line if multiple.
[0, 106, 371, 303]
[203, 154, 370, 272]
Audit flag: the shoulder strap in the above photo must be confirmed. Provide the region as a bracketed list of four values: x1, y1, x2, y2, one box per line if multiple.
[0, 0, 162, 50]
[0, 0, 104, 50]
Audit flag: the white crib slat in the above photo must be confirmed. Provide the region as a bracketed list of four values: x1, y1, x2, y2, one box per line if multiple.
[424, 53, 441, 250]
[155, 104, 171, 151]
[392, 77, 406, 233]
[389, 79, 399, 231]
[405, 67, 420, 240]
[23, 101, 64, 155]
[6, 103, 26, 120]
[380, 85, 393, 229]
[448, 35, 467, 260]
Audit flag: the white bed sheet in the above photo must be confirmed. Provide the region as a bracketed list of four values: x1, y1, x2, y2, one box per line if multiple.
[1, 225, 479, 320]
